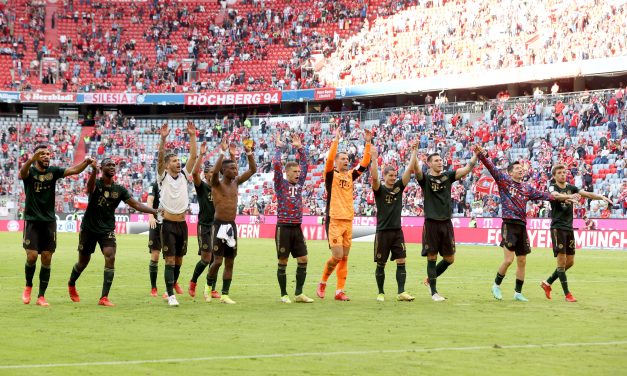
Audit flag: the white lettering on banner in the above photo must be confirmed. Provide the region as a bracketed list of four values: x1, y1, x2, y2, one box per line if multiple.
[84, 93, 137, 104]
[353, 217, 375, 226]
[237, 224, 260, 239]
[302, 225, 325, 240]
[487, 229, 501, 245]
[483, 218, 493, 228]
[186, 92, 281, 106]
[526, 219, 551, 229]
[451, 218, 460, 227]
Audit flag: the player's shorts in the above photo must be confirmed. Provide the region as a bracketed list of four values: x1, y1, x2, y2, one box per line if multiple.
[161, 220, 188, 258]
[275, 223, 308, 259]
[374, 229, 406, 263]
[551, 228, 576, 257]
[148, 223, 162, 252]
[327, 218, 352, 249]
[197, 223, 213, 255]
[421, 219, 456, 257]
[211, 219, 238, 259]
[23, 220, 57, 253]
[78, 228, 117, 254]
[500, 221, 531, 256]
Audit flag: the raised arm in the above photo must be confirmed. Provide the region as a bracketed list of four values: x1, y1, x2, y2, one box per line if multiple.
[474, 145, 508, 182]
[293, 133, 308, 185]
[414, 154, 424, 182]
[455, 151, 478, 180]
[86, 159, 98, 193]
[273, 132, 285, 185]
[211, 136, 228, 187]
[64, 156, 94, 177]
[370, 147, 380, 191]
[19, 149, 46, 179]
[126, 197, 159, 216]
[238, 142, 257, 185]
[357, 129, 372, 169]
[192, 141, 207, 187]
[325, 128, 341, 173]
[157, 123, 169, 176]
[185, 121, 198, 175]
[402, 143, 417, 186]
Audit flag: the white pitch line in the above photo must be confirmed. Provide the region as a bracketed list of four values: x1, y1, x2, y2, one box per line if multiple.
[1, 340, 626, 369]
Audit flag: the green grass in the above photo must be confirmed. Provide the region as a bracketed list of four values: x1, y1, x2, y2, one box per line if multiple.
[1, 233, 626, 375]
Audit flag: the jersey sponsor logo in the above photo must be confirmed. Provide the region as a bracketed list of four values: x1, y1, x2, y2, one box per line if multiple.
[288, 185, 299, 197]
[384, 194, 395, 204]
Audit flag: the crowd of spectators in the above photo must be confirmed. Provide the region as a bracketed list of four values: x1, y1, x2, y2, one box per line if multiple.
[319, 0, 627, 87]
[6, 0, 369, 92]
[5, 0, 626, 93]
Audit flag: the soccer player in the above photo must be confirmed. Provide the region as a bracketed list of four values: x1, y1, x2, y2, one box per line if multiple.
[187, 141, 230, 301]
[475, 146, 576, 301]
[541, 164, 613, 302]
[415, 149, 478, 301]
[67, 159, 160, 306]
[158, 121, 198, 307]
[207, 135, 257, 304]
[20, 145, 93, 307]
[316, 127, 372, 301]
[147, 180, 162, 297]
[273, 132, 314, 303]
[370, 144, 417, 302]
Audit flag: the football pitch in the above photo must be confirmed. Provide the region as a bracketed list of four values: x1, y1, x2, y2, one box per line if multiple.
[1, 233, 626, 375]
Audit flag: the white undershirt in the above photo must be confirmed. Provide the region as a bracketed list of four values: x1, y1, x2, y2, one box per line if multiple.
[158, 170, 190, 215]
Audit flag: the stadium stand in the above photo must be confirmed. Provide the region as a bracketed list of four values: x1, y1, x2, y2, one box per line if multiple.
[2, 0, 625, 92]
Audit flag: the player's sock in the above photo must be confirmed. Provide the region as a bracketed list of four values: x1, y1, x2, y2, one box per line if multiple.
[164, 264, 175, 296]
[375, 262, 385, 294]
[295, 262, 307, 296]
[495, 272, 505, 286]
[25, 262, 36, 287]
[546, 269, 559, 285]
[556, 267, 569, 295]
[277, 263, 288, 296]
[191, 260, 209, 283]
[207, 274, 217, 291]
[436, 259, 451, 277]
[68, 263, 83, 286]
[336, 257, 348, 291]
[149, 261, 158, 289]
[515, 279, 524, 293]
[222, 279, 232, 295]
[173, 264, 181, 284]
[396, 263, 406, 294]
[427, 260, 437, 295]
[101, 267, 115, 298]
[321, 257, 338, 283]
[38, 265, 50, 297]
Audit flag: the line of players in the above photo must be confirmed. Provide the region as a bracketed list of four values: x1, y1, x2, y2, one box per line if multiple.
[19, 122, 613, 307]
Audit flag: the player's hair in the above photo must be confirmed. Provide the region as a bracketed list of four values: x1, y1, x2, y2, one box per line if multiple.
[427, 153, 440, 162]
[507, 161, 521, 173]
[164, 153, 177, 164]
[383, 166, 396, 175]
[101, 158, 115, 167]
[551, 164, 567, 176]
[335, 151, 348, 160]
[285, 161, 299, 171]
[33, 144, 48, 152]
[221, 159, 235, 172]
